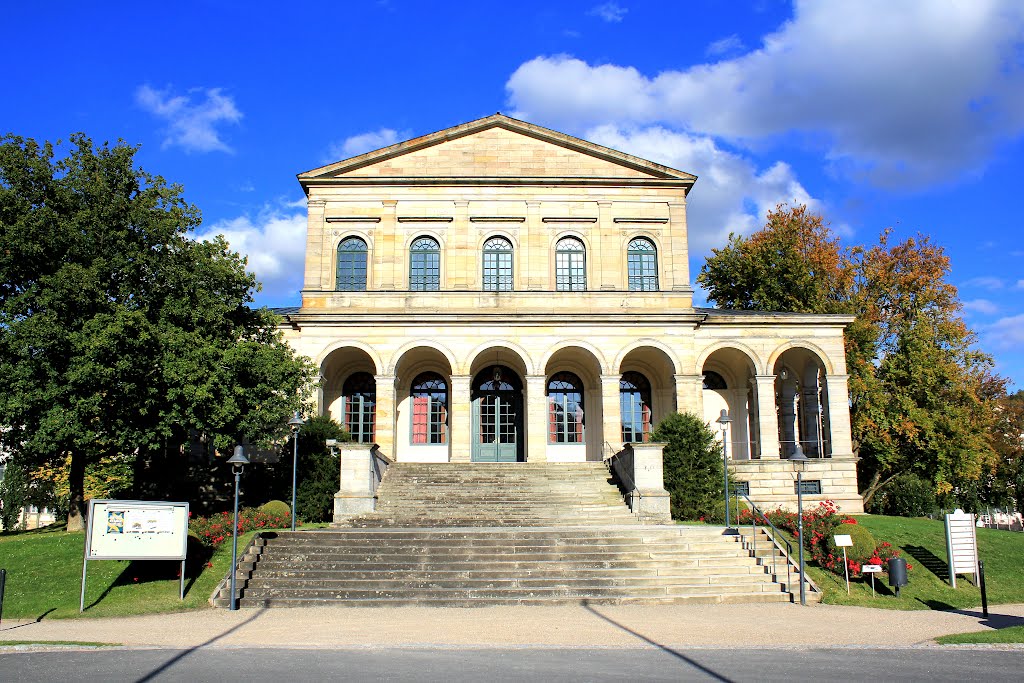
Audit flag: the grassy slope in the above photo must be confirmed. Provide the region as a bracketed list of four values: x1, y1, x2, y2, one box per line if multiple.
[936, 625, 1024, 644]
[803, 515, 1024, 611]
[0, 525, 248, 620]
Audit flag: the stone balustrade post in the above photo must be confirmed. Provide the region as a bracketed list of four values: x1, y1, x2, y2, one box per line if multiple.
[333, 443, 377, 523]
[627, 442, 671, 523]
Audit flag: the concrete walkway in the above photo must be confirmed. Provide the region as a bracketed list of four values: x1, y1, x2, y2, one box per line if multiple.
[3, 603, 1024, 649]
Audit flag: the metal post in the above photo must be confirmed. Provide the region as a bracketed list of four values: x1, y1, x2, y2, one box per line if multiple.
[717, 410, 734, 534]
[0, 568, 6, 625]
[230, 466, 241, 611]
[797, 470, 806, 606]
[291, 431, 299, 532]
[979, 560, 989, 618]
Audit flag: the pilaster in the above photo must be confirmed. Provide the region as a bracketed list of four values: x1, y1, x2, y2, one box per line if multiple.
[825, 374, 854, 458]
[374, 375, 396, 460]
[305, 199, 325, 291]
[450, 374, 472, 462]
[451, 200, 471, 290]
[526, 374, 548, 461]
[601, 374, 623, 454]
[754, 375, 781, 459]
[525, 201, 544, 290]
[378, 200, 398, 289]
[597, 201, 616, 290]
[667, 201, 691, 293]
[674, 373, 703, 417]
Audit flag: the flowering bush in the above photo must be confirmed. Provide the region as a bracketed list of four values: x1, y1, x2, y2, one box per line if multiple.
[189, 508, 293, 548]
[740, 500, 909, 578]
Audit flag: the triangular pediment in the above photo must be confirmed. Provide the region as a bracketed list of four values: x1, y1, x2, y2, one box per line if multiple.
[299, 114, 696, 187]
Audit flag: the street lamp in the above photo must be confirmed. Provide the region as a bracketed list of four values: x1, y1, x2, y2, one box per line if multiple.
[288, 411, 305, 532]
[716, 409, 736, 534]
[227, 445, 249, 611]
[790, 443, 809, 606]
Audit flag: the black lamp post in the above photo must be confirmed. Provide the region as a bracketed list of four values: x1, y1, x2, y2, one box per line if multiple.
[288, 411, 305, 532]
[716, 409, 736, 534]
[227, 445, 249, 611]
[790, 443, 809, 606]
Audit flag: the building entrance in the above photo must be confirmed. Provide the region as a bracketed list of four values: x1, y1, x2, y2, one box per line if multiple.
[471, 366, 523, 462]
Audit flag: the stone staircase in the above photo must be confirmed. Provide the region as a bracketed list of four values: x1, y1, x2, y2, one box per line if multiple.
[214, 462, 803, 607]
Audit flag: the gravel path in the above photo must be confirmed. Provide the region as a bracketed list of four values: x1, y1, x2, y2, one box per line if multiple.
[4, 602, 1024, 649]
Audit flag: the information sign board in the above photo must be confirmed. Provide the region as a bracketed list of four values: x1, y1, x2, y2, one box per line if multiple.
[944, 509, 979, 588]
[834, 534, 853, 547]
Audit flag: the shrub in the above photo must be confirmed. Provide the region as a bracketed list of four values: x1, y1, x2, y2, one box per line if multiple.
[825, 521, 876, 574]
[871, 473, 937, 518]
[703, 498, 749, 524]
[259, 500, 291, 518]
[294, 415, 350, 523]
[651, 412, 723, 521]
[189, 507, 292, 548]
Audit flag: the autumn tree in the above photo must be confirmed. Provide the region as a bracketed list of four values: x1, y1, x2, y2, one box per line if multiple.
[698, 204, 1001, 509]
[0, 133, 317, 530]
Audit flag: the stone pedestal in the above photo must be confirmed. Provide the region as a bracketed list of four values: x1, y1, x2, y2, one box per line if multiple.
[333, 443, 378, 523]
[626, 442, 672, 523]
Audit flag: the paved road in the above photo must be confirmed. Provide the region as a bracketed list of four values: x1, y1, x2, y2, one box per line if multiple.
[2, 646, 1024, 682]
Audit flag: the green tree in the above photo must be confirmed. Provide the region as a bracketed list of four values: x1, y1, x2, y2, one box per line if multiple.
[697, 204, 1001, 509]
[0, 133, 317, 530]
[651, 412, 724, 520]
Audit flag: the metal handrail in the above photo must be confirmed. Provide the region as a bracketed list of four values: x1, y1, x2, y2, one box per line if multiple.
[369, 445, 394, 497]
[733, 490, 799, 595]
[603, 442, 642, 517]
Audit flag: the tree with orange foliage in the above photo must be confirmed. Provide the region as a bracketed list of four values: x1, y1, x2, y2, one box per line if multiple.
[699, 205, 1003, 511]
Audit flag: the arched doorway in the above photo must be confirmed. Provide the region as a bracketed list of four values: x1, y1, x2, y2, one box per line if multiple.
[471, 365, 523, 462]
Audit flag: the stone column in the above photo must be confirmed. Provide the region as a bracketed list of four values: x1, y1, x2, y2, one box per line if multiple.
[374, 375, 397, 461]
[674, 373, 703, 417]
[729, 389, 751, 460]
[450, 374, 472, 462]
[525, 374, 548, 462]
[825, 374, 854, 458]
[600, 374, 622, 455]
[377, 200, 398, 289]
[754, 375, 781, 459]
[305, 199, 325, 292]
[333, 443, 376, 523]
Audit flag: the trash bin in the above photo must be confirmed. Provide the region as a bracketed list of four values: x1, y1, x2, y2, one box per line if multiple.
[888, 557, 908, 597]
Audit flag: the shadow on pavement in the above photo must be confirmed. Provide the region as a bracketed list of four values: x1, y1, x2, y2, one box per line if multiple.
[134, 608, 266, 683]
[583, 603, 732, 682]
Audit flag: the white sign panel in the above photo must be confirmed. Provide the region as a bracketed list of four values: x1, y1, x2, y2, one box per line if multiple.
[944, 509, 979, 588]
[834, 534, 853, 547]
[862, 564, 883, 573]
[85, 500, 189, 560]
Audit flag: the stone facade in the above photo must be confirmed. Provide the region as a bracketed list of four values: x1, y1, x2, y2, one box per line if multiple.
[278, 114, 864, 513]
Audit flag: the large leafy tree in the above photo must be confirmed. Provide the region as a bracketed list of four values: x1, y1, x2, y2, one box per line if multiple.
[698, 204, 1001, 509]
[0, 133, 316, 530]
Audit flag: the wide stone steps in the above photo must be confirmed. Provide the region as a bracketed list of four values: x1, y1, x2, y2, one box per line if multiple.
[215, 463, 801, 607]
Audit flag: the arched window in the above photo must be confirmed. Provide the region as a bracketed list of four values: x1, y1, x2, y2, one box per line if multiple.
[336, 237, 368, 291]
[620, 372, 652, 443]
[627, 237, 659, 291]
[555, 237, 586, 291]
[482, 236, 513, 291]
[411, 372, 447, 444]
[343, 372, 376, 443]
[548, 372, 584, 443]
[702, 371, 727, 390]
[410, 236, 440, 291]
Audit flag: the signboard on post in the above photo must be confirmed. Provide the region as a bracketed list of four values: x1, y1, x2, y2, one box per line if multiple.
[944, 509, 980, 588]
[81, 500, 189, 612]
[834, 534, 854, 594]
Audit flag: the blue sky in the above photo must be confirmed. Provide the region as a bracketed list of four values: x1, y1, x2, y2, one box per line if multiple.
[4, 1, 1024, 389]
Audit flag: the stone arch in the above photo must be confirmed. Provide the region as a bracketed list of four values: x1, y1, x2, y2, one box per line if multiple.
[475, 230, 520, 251]
[766, 340, 836, 376]
[466, 340, 532, 378]
[539, 339, 609, 376]
[387, 339, 458, 376]
[699, 345, 760, 461]
[319, 345, 380, 425]
[770, 343, 834, 458]
[315, 340, 383, 375]
[694, 341, 764, 377]
[614, 338, 681, 376]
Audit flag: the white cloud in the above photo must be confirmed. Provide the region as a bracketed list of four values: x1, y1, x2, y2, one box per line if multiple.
[1017, 279, 1024, 289]
[589, 2, 627, 23]
[196, 205, 307, 301]
[986, 314, 1024, 350]
[963, 276, 1005, 290]
[507, 1, 1024, 186]
[135, 85, 242, 153]
[964, 298, 1000, 315]
[585, 124, 817, 252]
[325, 128, 407, 162]
[706, 34, 745, 58]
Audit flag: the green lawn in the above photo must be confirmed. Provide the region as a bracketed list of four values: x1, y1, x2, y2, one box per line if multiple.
[935, 625, 1024, 645]
[794, 515, 1024, 611]
[0, 524, 261, 620]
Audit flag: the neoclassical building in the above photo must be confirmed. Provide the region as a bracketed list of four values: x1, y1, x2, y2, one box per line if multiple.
[277, 114, 864, 512]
